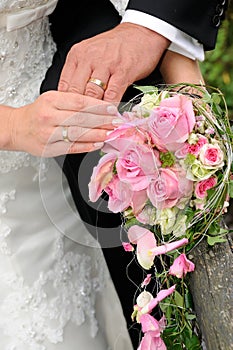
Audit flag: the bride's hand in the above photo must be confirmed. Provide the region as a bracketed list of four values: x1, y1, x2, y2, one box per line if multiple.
[4, 91, 119, 157]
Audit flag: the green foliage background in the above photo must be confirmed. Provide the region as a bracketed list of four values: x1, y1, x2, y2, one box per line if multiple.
[200, 2, 233, 118]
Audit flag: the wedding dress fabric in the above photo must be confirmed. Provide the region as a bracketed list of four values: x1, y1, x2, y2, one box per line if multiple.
[0, 1, 133, 349]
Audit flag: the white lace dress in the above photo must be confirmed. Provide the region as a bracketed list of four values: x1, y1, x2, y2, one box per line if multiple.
[0, 1, 133, 349]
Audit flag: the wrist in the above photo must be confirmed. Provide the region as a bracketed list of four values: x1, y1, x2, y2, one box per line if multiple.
[160, 51, 204, 84]
[0, 106, 17, 150]
[117, 22, 170, 51]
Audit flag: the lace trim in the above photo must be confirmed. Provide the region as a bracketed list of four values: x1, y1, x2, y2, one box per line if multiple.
[0, 0, 50, 13]
[0, 151, 50, 181]
[0, 16, 56, 107]
[0, 190, 15, 255]
[0, 235, 108, 349]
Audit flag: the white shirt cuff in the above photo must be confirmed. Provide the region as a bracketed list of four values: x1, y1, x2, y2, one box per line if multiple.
[122, 10, 205, 61]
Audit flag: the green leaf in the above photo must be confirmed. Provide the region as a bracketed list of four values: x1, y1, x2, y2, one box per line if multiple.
[182, 326, 202, 350]
[174, 291, 184, 308]
[133, 85, 158, 94]
[184, 334, 202, 350]
[185, 291, 194, 309]
[185, 313, 196, 321]
[207, 235, 227, 246]
[208, 221, 221, 236]
[211, 93, 221, 104]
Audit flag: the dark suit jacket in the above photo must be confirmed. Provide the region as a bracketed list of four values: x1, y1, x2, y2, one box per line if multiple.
[127, 0, 228, 50]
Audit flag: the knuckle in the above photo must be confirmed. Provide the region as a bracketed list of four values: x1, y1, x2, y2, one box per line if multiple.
[67, 44, 79, 59]
[85, 85, 103, 98]
[58, 79, 68, 90]
[69, 86, 82, 94]
[104, 85, 119, 100]
[40, 90, 56, 104]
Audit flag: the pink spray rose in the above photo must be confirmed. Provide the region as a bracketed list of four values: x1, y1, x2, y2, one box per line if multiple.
[146, 94, 195, 152]
[147, 167, 193, 209]
[188, 136, 208, 157]
[169, 253, 195, 278]
[195, 177, 217, 199]
[199, 143, 224, 168]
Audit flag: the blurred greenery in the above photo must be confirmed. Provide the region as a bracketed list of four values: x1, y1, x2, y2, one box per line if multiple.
[200, 2, 233, 118]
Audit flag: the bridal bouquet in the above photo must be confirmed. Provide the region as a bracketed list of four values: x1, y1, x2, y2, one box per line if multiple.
[88, 84, 233, 349]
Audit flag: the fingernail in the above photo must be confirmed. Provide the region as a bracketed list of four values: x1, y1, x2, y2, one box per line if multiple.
[106, 130, 113, 136]
[112, 118, 124, 126]
[93, 142, 104, 149]
[107, 105, 118, 115]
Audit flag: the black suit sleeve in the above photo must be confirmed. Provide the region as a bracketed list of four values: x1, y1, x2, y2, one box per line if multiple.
[126, 0, 228, 50]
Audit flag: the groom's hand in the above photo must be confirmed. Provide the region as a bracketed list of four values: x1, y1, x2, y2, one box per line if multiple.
[58, 23, 170, 102]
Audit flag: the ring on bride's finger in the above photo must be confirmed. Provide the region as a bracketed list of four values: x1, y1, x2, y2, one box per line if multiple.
[62, 126, 71, 143]
[88, 78, 107, 91]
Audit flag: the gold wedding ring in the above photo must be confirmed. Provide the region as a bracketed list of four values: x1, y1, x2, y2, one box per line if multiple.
[88, 78, 107, 91]
[62, 126, 70, 143]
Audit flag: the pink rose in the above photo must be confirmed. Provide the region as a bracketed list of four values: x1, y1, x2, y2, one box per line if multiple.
[146, 95, 195, 151]
[147, 167, 193, 209]
[131, 190, 148, 215]
[188, 136, 208, 156]
[199, 143, 224, 167]
[102, 123, 146, 155]
[105, 175, 132, 213]
[195, 177, 217, 199]
[88, 153, 117, 202]
[116, 144, 160, 191]
[169, 253, 195, 278]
